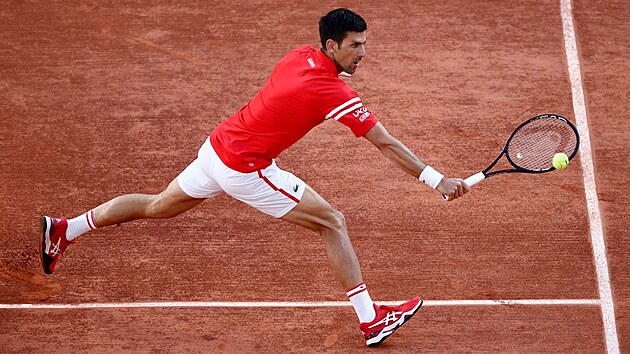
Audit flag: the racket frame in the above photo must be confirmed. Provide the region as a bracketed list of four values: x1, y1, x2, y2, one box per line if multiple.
[444, 114, 580, 200]
[482, 113, 580, 178]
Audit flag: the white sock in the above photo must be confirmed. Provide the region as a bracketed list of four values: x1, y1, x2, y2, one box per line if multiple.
[347, 282, 376, 323]
[66, 209, 97, 241]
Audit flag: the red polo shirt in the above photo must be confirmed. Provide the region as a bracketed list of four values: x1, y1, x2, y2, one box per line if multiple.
[210, 45, 379, 173]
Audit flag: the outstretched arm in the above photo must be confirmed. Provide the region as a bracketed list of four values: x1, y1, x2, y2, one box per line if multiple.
[363, 122, 468, 200]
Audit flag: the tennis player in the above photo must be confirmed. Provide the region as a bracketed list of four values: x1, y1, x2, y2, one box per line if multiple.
[40, 8, 468, 346]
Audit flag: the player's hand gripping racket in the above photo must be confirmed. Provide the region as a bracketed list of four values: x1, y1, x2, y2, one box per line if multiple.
[444, 114, 580, 200]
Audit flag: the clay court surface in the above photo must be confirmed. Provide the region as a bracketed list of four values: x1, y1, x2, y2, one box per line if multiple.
[1, 0, 628, 352]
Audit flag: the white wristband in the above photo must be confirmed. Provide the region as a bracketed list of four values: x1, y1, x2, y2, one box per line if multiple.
[419, 165, 444, 189]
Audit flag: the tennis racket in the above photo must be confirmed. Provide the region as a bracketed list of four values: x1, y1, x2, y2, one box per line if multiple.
[444, 114, 580, 200]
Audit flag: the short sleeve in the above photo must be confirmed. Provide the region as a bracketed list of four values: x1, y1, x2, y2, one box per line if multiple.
[319, 81, 379, 137]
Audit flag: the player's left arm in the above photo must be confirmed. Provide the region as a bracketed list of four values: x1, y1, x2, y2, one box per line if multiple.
[363, 122, 469, 200]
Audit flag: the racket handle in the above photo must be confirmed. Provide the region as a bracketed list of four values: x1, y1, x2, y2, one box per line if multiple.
[442, 172, 486, 201]
[464, 172, 486, 187]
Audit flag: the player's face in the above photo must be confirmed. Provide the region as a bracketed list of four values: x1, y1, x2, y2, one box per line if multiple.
[328, 31, 367, 74]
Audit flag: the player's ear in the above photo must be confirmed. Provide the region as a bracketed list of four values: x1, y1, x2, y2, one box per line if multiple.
[325, 39, 338, 53]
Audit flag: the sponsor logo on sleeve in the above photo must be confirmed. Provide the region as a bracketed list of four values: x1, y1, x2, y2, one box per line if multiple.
[352, 107, 370, 122]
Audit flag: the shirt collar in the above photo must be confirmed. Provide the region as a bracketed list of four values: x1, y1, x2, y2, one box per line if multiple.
[315, 48, 339, 75]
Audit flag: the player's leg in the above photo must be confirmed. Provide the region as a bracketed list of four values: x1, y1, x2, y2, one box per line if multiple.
[280, 185, 363, 290]
[217, 160, 378, 322]
[218, 158, 375, 316]
[66, 157, 215, 241]
[40, 179, 205, 274]
[41, 138, 222, 274]
[214, 160, 366, 298]
[91, 178, 205, 228]
[280, 185, 376, 321]
[280, 184, 422, 346]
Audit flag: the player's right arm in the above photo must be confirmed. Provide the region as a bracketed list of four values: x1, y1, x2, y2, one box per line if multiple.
[315, 77, 466, 199]
[362, 122, 468, 200]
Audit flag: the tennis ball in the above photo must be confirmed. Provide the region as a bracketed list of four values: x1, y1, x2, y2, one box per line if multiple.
[552, 152, 569, 170]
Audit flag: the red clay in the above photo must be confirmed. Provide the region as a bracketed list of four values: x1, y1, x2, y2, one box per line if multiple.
[0, 0, 623, 352]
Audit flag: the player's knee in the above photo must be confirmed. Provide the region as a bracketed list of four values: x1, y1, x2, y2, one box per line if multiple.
[323, 209, 347, 234]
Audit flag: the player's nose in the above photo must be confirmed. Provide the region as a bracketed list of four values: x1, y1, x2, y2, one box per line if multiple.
[357, 45, 366, 58]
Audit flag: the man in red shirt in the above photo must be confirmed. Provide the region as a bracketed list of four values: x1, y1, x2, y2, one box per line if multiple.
[40, 8, 468, 346]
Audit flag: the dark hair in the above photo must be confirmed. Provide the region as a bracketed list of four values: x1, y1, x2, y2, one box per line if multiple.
[319, 8, 367, 49]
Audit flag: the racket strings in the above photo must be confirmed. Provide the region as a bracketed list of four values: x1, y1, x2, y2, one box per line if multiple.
[507, 118, 578, 171]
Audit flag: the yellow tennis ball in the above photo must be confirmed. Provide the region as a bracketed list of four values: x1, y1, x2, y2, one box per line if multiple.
[552, 152, 569, 170]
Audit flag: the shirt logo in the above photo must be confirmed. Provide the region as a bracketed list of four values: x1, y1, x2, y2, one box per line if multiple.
[353, 106, 368, 117]
[293, 184, 299, 192]
[358, 112, 371, 122]
[307, 58, 315, 68]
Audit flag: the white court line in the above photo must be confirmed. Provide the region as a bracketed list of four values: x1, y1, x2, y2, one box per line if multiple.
[0, 299, 600, 310]
[560, 1, 619, 354]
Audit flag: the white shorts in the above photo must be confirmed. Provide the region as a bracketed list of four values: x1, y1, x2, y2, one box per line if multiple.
[177, 138, 306, 218]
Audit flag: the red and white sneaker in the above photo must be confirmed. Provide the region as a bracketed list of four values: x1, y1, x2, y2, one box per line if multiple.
[359, 296, 423, 346]
[40, 216, 76, 274]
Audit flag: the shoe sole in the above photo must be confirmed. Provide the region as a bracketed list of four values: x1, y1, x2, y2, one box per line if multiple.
[366, 298, 423, 347]
[39, 216, 54, 275]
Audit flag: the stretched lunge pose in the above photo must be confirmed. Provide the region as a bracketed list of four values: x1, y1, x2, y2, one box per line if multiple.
[40, 8, 468, 346]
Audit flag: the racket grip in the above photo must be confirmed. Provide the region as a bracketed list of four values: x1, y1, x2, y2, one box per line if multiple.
[464, 172, 486, 187]
[442, 172, 486, 201]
